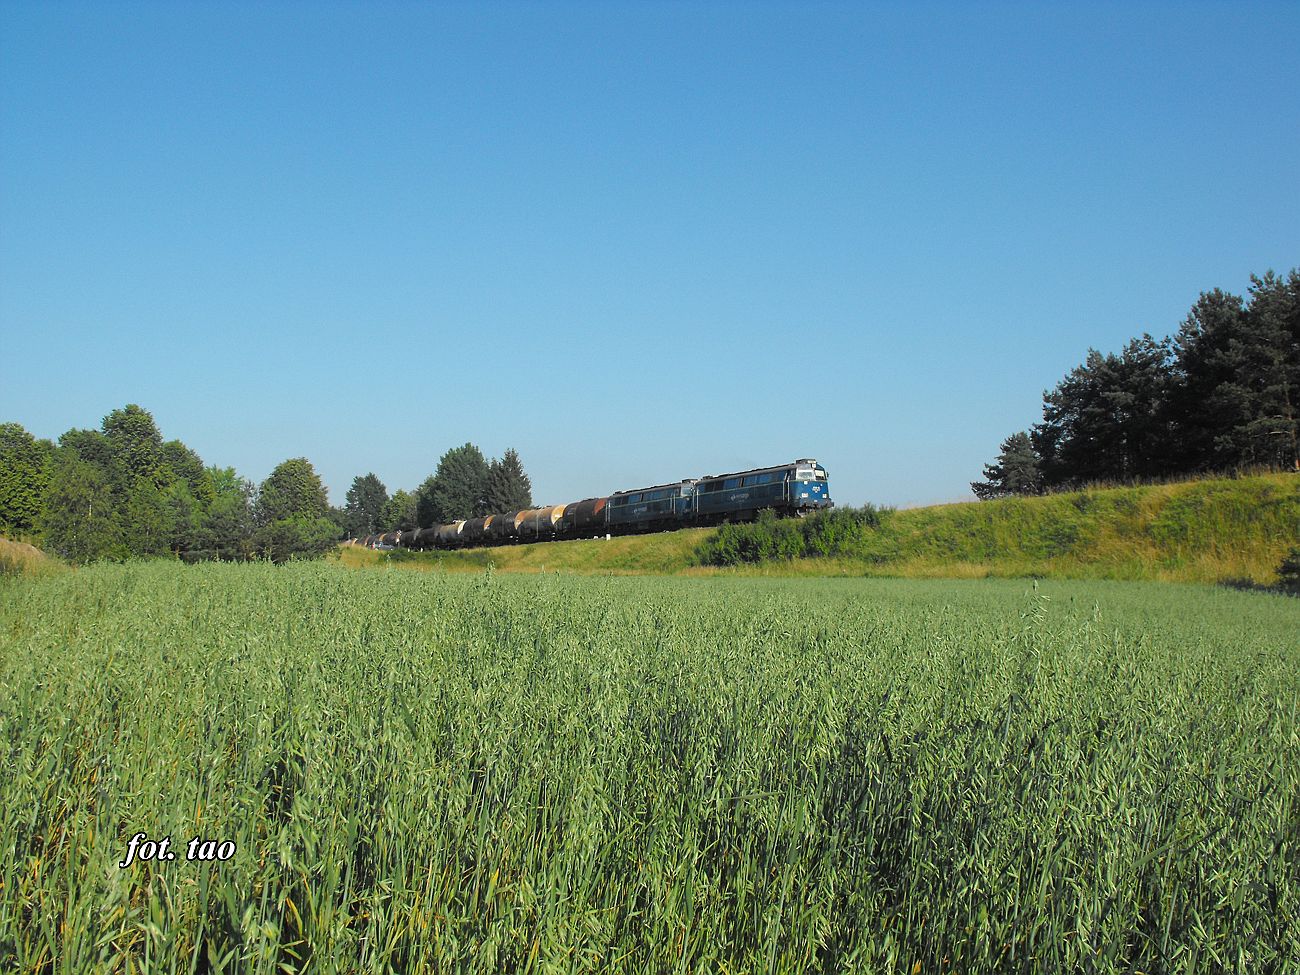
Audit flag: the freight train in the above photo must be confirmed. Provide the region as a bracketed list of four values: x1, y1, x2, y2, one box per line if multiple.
[358, 458, 832, 551]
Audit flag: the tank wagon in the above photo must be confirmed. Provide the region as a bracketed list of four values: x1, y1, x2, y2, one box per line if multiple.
[362, 458, 832, 552]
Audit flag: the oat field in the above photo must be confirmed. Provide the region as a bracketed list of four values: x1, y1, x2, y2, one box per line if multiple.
[1, 563, 1296, 973]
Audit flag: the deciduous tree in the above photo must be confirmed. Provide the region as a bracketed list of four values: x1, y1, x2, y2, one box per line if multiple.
[255, 516, 340, 563]
[0, 423, 53, 538]
[382, 489, 418, 532]
[103, 404, 166, 487]
[41, 452, 123, 562]
[198, 467, 254, 560]
[256, 458, 329, 525]
[162, 440, 212, 505]
[421, 443, 489, 523]
[253, 458, 334, 560]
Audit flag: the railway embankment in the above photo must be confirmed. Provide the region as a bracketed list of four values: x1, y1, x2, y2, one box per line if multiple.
[337, 471, 1300, 586]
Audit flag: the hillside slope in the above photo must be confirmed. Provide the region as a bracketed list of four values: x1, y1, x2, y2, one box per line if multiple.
[0, 537, 65, 577]
[335, 473, 1300, 584]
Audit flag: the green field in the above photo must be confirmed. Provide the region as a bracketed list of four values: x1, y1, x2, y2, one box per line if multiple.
[2, 563, 1296, 973]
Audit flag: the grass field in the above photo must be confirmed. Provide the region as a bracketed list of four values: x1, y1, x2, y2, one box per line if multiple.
[2, 562, 1296, 973]
[337, 472, 1300, 585]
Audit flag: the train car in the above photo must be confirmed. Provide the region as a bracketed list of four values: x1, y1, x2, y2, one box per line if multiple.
[694, 459, 831, 522]
[436, 521, 466, 547]
[560, 496, 608, 536]
[606, 480, 696, 532]
[460, 515, 494, 546]
[413, 526, 442, 550]
[488, 510, 525, 542]
[519, 504, 567, 540]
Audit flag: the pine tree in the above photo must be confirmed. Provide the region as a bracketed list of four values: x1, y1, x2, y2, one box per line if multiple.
[971, 432, 1043, 499]
[1031, 335, 1177, 487]
[1167, 271, 1297, 471]
[344, 473, 388, 537]
[485, 448, 533, 513]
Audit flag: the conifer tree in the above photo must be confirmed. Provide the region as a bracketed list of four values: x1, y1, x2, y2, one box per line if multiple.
[486, 448, 533, 513]
[971, 432, 1043, 499]
[344, 473, 388, 537]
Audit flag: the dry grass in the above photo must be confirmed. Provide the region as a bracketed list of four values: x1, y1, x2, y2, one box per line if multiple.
[0, 536, 65, 578]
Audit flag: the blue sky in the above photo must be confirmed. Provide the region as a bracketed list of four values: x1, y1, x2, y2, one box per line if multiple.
[2, 1, 1296, 508]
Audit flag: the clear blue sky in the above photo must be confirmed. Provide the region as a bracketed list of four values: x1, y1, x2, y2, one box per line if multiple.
[2, 1, 1296, 509]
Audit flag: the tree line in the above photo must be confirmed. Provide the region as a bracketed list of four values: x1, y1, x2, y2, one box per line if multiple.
[973, 268, 1299, 498]
[0, 404, 532, 563]
[341, 443, 532, 538]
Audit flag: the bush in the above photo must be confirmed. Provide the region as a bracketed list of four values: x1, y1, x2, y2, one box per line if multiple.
[696, 505, 889, 566]
[1279, 548, 1300, 595]
[254, 516, 341, 563]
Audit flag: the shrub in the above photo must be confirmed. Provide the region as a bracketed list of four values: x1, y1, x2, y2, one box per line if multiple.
[254, 515, 341, 563]
[696, 505, 889, 566]
[1279, 548, 1300, 595]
